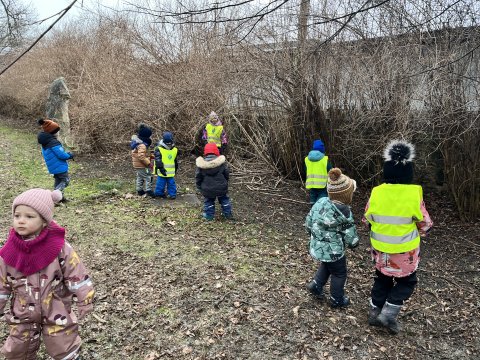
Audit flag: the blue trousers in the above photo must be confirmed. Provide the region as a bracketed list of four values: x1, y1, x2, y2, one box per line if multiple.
[155, 176, 177, 197]
[54, 172, 70, 192]
[309, 188, 328, 204]
[204, 195, 232, 217]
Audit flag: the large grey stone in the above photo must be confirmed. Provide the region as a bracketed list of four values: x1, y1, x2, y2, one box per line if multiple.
[46, 77, 74, 148]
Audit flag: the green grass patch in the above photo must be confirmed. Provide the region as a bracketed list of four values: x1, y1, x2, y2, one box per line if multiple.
[235, 263, 254, 277]
[96, 179, 126, 192]
[155, 306, 175, 318]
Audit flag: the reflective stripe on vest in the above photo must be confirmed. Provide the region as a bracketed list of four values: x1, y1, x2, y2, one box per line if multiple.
[304, 156, 329, 189]
[156, 147, 177, 178]
[206, 123, 223, 147]
[366, 214, 416, 225]
[365, 184, 423, 254]
[370, 229, 419, 244]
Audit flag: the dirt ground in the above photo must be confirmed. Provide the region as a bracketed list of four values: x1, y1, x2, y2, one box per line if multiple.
[0, 124, 478, 359]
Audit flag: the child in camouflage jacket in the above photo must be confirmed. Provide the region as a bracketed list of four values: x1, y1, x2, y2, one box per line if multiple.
[305, 168, 359, 308]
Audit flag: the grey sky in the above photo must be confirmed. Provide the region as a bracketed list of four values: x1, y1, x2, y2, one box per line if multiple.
[29, 0, 121, 23]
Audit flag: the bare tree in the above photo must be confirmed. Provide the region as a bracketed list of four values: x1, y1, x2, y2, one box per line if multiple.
[0, 0, 29, 54]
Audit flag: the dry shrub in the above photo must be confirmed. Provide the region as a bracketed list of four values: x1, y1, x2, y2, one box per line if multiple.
[0, 13, 478, 220]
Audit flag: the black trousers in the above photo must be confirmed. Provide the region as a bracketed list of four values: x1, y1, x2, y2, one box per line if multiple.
[313, 256, 347, 301]
[371, 269, 418, 307]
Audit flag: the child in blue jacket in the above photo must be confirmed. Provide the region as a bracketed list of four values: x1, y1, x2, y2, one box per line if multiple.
[37, 119, 74, 200]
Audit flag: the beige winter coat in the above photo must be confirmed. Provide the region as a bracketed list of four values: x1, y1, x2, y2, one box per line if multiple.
[131, 135, 151, 168]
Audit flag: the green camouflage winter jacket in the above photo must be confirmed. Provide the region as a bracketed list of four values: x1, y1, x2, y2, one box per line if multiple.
[305, 197, 359, 262]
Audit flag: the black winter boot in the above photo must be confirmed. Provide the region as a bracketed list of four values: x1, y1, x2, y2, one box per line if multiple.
[330, 295, 350, 308]
[137, 190, 146, 196]
[368, 299, 382, 326]
[377, 302, 401, 334]
[306, 280, 325, 300]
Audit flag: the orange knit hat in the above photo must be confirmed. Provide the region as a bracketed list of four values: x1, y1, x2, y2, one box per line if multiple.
[38, 118, 60, 134]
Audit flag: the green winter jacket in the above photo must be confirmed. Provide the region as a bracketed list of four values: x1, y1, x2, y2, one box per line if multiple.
[305, 197, 359, 262]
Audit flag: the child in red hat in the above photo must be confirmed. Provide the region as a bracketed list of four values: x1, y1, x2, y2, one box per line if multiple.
[195, 143, 233, 220]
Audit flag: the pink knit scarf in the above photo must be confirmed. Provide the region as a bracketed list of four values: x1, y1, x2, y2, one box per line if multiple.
[0, 221, 65, 276]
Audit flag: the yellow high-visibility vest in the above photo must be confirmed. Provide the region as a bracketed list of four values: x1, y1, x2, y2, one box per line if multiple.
[365, 184, 423, 253]
[154, 147, 178, 178]
[304, 156, 329, 189]
[206, 123, 223, 147]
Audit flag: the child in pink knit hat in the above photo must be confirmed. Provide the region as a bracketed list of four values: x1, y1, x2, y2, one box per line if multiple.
[0, 188, 94, 360]
[201, 111, 228, 155]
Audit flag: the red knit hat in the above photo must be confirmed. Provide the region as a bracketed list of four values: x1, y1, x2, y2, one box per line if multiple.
[12, 189, 63, 224]
[204, 143, 220, 156]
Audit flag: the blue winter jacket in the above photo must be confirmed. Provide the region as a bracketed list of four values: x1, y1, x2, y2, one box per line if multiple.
[37, 132, 72, 174]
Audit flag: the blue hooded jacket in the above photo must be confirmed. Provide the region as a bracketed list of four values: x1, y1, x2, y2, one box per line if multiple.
[38, 132, 72, 174]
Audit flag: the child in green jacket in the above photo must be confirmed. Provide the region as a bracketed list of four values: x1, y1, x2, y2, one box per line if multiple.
[305, 168, 359, 308]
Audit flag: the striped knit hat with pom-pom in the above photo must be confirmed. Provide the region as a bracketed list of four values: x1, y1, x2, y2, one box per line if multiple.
[383, 140, 415, 184]
[327, 168, 357, 205]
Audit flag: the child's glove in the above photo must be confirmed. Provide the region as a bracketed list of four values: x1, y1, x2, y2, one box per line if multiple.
[157, 168, 167, 176]
[77, 303, 93, 320]
[68, 152, 75, 160]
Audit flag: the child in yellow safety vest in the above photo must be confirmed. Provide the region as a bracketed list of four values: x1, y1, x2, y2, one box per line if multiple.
[154, 132, 178, 199]
[202, 111, 228, 155]
[304, 139, 333, 204]
[363, 140, 433, 334]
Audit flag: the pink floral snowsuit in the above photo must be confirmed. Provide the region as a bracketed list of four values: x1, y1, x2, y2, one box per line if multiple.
[0, 222, 94, 360]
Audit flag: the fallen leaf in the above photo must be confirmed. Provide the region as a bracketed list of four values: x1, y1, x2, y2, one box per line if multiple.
[182, 346, 193, 355]
[144, 351, 158, 360]
[92, 314, 107, 323]
[292, 305, 300, 317]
